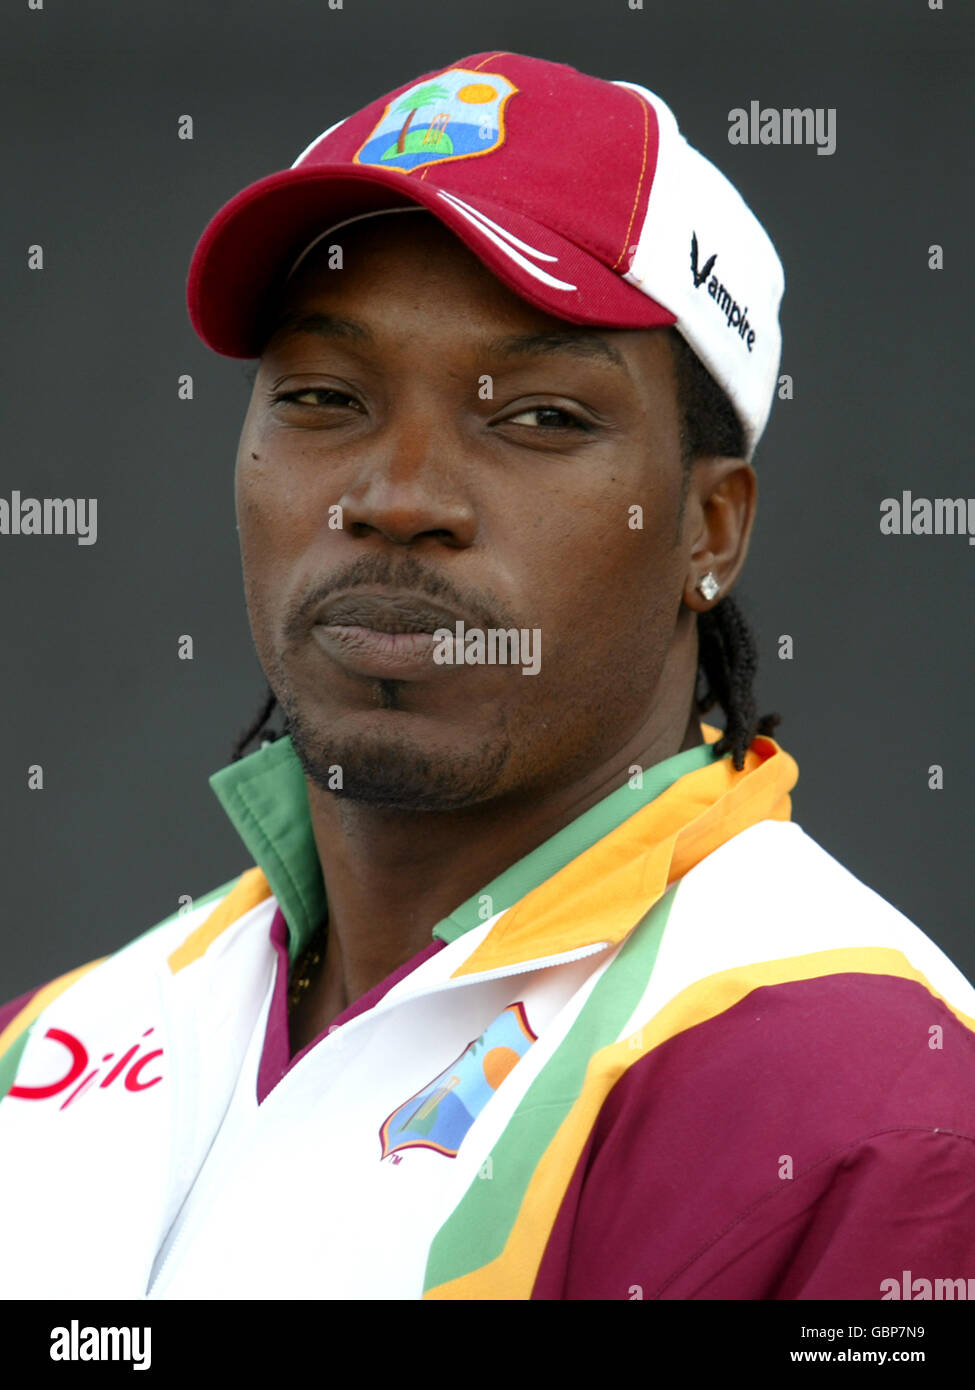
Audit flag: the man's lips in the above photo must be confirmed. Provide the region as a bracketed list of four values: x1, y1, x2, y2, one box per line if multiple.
[310, 592, 468, 634]
[309, 591, 470, 681]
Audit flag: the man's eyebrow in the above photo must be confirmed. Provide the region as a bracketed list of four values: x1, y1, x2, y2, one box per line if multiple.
[263, 314, 627, 371]
[483, 330, 628, 371]
[264, 310, 374, 347]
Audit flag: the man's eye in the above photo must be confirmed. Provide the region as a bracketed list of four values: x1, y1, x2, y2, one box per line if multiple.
[503, 406, 589, 430]
[271, 389, 362, 409]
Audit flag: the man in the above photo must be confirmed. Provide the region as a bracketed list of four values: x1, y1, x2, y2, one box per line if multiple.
[2, 52, 974, 1301]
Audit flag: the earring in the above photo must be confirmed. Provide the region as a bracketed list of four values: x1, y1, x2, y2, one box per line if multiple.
[696, 571, 720, 601]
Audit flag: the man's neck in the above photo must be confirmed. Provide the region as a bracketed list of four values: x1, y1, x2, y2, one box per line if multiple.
[290, 706, 704, 1051]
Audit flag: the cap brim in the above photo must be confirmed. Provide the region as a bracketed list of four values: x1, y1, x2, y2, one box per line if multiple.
[186, 162, 677, 357]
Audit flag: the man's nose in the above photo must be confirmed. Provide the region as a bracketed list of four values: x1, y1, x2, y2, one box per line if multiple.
[336, 408, 478, 548]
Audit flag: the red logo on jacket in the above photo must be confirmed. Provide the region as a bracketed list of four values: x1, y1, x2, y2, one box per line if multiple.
[8, 1026, 163, 1110]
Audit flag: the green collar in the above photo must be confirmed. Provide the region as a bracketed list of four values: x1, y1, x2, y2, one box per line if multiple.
[210, 733, 722, 965]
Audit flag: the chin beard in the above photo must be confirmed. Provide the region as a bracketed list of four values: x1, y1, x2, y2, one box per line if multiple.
[280, 698, 511, 813]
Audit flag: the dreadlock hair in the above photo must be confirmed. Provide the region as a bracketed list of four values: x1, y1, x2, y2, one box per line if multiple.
[667, 327, 782, 770]
[230, 326, 781, 771]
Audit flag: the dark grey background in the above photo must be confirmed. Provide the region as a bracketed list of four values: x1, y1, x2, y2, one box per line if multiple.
[3, 0, 972, 999]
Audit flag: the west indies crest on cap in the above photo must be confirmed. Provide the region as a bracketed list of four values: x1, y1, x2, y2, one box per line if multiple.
[186, 51, 785, 459]
[353, 68, 518, 173]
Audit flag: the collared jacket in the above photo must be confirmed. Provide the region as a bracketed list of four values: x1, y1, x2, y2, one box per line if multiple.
[2, 725, 975, 1300]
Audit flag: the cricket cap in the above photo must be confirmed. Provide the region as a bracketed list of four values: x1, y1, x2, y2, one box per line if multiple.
[187, 51, 785, 459]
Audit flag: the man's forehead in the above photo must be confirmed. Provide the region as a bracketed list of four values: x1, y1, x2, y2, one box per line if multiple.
[264, 305, 634, 373]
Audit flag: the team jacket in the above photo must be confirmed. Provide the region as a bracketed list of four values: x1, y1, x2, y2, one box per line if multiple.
[2, 724, 975, 1301]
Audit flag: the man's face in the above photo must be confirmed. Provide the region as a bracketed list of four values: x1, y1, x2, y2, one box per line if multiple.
[236, 211, 695, 810]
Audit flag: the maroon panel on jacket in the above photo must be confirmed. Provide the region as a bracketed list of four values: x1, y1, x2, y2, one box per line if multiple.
[532, 972, 975, 1300]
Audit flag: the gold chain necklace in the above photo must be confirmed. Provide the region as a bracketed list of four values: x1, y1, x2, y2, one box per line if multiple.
[287, 919, 329, 1012]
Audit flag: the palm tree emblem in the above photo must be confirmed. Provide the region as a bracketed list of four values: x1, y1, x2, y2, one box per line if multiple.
[393, 82, 451, 153]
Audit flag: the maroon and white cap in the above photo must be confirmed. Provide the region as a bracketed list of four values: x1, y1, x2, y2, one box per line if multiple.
[187, 51, 785, 459]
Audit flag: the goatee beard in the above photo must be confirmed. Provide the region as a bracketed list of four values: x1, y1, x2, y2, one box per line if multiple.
[280, 698, 511, 813]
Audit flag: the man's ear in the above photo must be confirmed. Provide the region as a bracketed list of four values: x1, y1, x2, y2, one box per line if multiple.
[679, 457, 757, 611]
